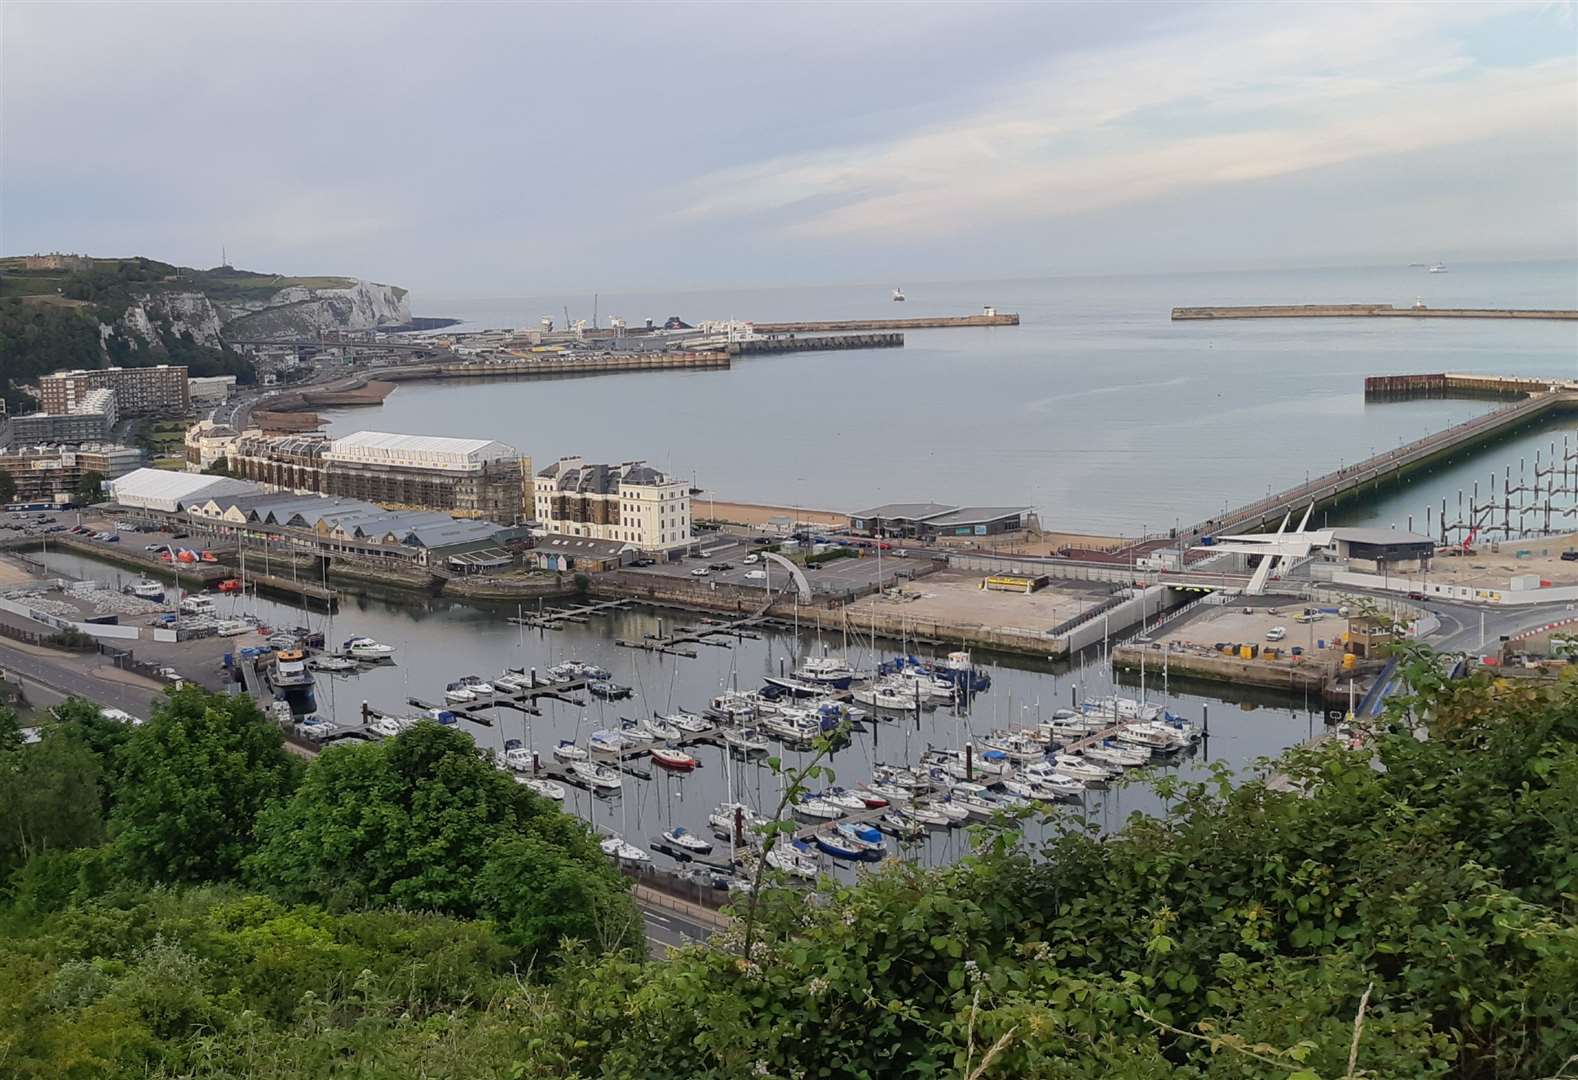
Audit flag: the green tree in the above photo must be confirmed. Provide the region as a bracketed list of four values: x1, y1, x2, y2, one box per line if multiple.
[248, 722, 624, 932]
[72, 470, 105, 506]
[0, 728, 106, 880]
[474, 833, 642, 964]
[50, 698, 130, 814]
[111, 686, 300, 883]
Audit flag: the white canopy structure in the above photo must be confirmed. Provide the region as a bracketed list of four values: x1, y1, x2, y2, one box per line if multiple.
[1194, 505, 1329, 594]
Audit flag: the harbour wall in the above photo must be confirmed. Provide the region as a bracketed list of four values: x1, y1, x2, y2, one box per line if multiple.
[729, 332, 902, 355]
[1172, 304, 1578, 321]
[1364, 372, 1578, 401]
[750, 314, 1019, 332]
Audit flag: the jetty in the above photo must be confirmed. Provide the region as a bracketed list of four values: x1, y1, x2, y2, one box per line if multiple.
[509, 598, 631, 630]
[729, 332, 902, 355]
[1171, 304, 1577, 322]
[751, 313, 1019, 333]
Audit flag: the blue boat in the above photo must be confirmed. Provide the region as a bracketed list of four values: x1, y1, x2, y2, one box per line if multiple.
[834, 821, 886, 859]
[813, 827, 866, 860]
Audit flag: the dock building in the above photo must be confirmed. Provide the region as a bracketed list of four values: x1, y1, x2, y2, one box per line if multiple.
[848, 502, 1033, 540]
[533, 456, 691, 551]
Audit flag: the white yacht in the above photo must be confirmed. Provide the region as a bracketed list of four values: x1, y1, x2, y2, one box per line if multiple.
[599, 835, 649, 862]
[344, 636, 394, 661]
[572, 761, 623, 791]
[518, 777, 565, 801]
[551, 739, 588, 763]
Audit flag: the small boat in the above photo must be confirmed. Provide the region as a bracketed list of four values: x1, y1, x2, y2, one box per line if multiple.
[877, 810, 925, 841]
[813, 827, 867, 860]
[494, 669, 529, 692]
[720, 727, 771, 754]
[443, 683, 476, 704]
[368, 715, 405, 738]
[1427, 261, 1448, 273]
[651, 746, 699, 770]
[819, 787, 868, 812]
[504, 744, 534, 772]
[906, 803, 951, 829]
[662, 826, 712, 854]
[1083, 741, 1150, 769]
[1051, 753, 1114, 784]
[344, 636, 395, 661]
[766, 839, 820, 878]
[921, 797, 971, 825]
[620, 717, 656, 742]
[589, 680, 632, 700]
[126, 579, 164, 602]
[891, 286, 906, 302]
[833, 821, 886, 858]
[518, 777, 565, 801]
[551, 739, 588, 763]
[981, 731, 1048, 764]
[588, 729, 630, 754]
[793, 796, 844, 821]
[572, 761, 623, 791]
[644, 715, 682, 741]
[849, 787, 890, 809]
[795, 655, 857, 689]
[421, 708, 457, 725]
[600, 835, 648, 862]
[661, 710, 712, 734]
[217, 578, 243, 593]
[709, 801, 765, 837]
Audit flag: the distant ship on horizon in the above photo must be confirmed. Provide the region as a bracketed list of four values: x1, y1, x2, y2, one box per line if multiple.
[1427, 262, 1448, 273]
[892, 287, 906, 302]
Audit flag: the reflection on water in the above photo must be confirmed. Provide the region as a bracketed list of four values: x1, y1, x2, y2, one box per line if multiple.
[38, 548, 1334, 880]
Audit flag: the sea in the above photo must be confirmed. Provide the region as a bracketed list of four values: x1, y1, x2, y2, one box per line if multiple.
[320, 259, 1578, 538]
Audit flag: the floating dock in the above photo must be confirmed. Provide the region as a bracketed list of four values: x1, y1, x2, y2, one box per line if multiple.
[750, 313, 1019, 333]
[1172, 304, 1577, 322]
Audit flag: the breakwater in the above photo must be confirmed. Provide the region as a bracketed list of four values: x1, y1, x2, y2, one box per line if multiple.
[729, 332, 902, 355]
[750, 313, 1019, 332]
[1364, 372, 1578, 402]
[368, 350, 730, 382]
[1171, 304, 1578, 321]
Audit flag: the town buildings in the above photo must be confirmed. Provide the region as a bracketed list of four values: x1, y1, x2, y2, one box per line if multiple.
[848, 502, 1034, 540]
[38, 365, 189, 418]
[187, 375, 237, 405]
[0, 444, 144, 504]
[7, 388, 118, 446]
[533, 456, 691, 550]
[183, 421, 242, 472]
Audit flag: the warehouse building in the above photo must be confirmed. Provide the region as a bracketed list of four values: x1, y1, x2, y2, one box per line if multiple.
[108, 468, 260, 513]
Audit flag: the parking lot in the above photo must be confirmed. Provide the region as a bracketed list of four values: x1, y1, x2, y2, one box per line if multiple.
[1155, 603, 1343, 653]
[620, 534, 923, 597]
[844, 569, 1111, 634]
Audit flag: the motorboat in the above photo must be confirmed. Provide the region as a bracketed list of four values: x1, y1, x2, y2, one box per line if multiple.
[891, 669, 955, 703]
[1427, 261, 1448, 273]
[708, 690, 762, 723]
[1018, 763, 1085, 797]
[311, 655, 357, 673]
[1117, 721, 1188, 754]
[1086, 696, 1163, 722]
[662, 826, 712, 854]
[813, 827, 868, 860]
[762, 673, 824, 698]
[1083, 741, 1150, 768]
[852, 681, 926, 712]
[504, 743, 534, 772]
[793, 796, 844, 821]
[981, 731, 1047, 764]
[518, 777, 565, 801]
[818, 787, 868, 812]
[572, 761, 623, 791]
[368, 715, 406, 738]
[126, 579, 164, 602]
[589, 680, 632, 700]
[457, 675, 495, 696]
[553, 659, 611, 681]
[709, 801, 765, 838]
[864, 781, 913, 805]
[1043, 716, 1098, 740]
[921, 797, 971, 825]
[795, 654, 857, 689]
[423, 707, 457, 725]
[343, 636, 394, 661]
[493, 671, 528, 693]
[551, 739, 588, 763]
[873, 763, 926, 793]
[891, 286, 906, 302]
[651, 746, 699, 770]
[922, 746, 1013, 781]
[766, 839, 820, 878]
[267, 648, 317, 715]
[661, 710, 711, 734]
[588, 729, 631, 755]
[761, 712, 822, 747]
[833, 821, 886, 857]
[644, 715, 682, 741]
[948, 782, 1002, 820]
[720, 727, 770, 754]
[600, 835, 648, 862]
[620, 717, 656, 742]
[217, 578, 243, 593]
[180, 595, 216, 616]
[1051, 753, 1115, 784]
[443, 683, 476, 704]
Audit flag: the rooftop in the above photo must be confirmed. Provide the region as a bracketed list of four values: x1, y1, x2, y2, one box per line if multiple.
[1330, 527, 1436, 546]
[852, 502, 958, 521]
[922, 506, 1032, 526]
[326, 430, 518, 466]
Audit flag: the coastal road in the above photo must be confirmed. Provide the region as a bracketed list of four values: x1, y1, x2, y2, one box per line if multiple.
[0, 635, 165, 718]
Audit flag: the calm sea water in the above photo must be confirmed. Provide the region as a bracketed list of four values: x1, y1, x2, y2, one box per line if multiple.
[322, 260, 1578, 536]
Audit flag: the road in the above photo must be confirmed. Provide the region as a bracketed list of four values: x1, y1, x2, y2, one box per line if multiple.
[0, 635, 165, 718]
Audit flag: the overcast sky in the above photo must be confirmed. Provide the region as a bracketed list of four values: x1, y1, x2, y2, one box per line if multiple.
[4, 1, 1575, 298]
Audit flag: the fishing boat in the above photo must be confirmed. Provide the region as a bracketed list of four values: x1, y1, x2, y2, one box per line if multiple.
[660, 710, 712, 734]
[720, 727, 770, 754]
[833, 821, 886, 858]
[551, 739, 589, 763]
[661, 826, 712, 854]
[266, 647, 317, 715]
[443, 683, 476, 704]
[651, 746, 699, 770]
[766, 839, 821, 878]
[709, 801, 765, 837]
[793, 796, 844, 821]
[519, 777, 565, 801]
[343, 636, 395, 662]
[813, 827, 867, 860]
[125, 579, 164, 602]
[572, 761, 623, 791]
[599, 835, 649, 862]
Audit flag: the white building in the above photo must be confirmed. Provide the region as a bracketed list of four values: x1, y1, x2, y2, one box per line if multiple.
[188, 375, 238, 404]
[533, 456, 691, 551]
[108, 468, 260, 514]
[184, 420, 242, 472]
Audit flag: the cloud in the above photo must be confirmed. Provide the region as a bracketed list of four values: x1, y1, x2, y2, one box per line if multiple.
[672, 3, 1577, 240]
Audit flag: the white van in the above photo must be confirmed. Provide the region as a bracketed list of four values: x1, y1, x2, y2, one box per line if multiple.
[745, 570, 767, 581]
[743, 554, 760, 565]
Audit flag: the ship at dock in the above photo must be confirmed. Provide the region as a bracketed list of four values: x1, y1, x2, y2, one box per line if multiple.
[266, 647, 318, 716]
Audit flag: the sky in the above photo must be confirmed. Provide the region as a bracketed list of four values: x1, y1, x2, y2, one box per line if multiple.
[3, 1, 1575, 299]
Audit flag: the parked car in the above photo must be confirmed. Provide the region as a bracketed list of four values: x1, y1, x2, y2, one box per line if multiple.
[1265, 626, 1287, 642]
[744, 570, 767, 581]
[690, 567, 710, 577]
[1563, 550, 1578, 562]
[709, 562, 733, 571]
[631, 557, 656, 567]
[743, 554, 760, 565]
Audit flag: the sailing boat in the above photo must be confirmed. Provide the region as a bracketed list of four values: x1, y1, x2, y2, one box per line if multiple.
[891, 287, 906, 302]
